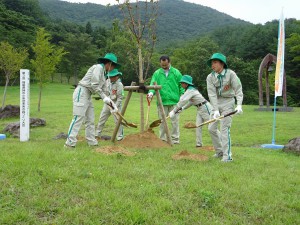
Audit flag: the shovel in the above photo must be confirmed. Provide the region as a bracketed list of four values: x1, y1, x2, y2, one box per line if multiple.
[145, 96, 152, 128]
[107, 102, 138, 128]
[184, 110, 237, 129]
[149, 107, 182, 128]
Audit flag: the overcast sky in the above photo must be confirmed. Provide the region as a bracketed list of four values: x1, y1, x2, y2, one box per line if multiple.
[60, 0, 299, 24]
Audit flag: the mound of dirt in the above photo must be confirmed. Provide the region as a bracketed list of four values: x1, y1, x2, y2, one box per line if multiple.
[172, 150, 208, 161]
[95, 146, 135, 156]
[118, 130, 171, 148]
[183, 122, 196, 128]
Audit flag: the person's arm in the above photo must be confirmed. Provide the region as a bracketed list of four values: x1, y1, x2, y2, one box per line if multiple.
[115, 82, 124, 108]
[206, 75, 218, 111]
[231, 72, 243, 105]
[91, 65, 108, 99]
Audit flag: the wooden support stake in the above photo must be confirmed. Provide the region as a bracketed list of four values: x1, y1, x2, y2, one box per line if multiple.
[154, 82, 172, 146]
[111, 82, 136, 143]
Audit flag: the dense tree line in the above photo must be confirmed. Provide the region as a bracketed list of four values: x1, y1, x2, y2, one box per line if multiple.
[0, 0, 299, 106]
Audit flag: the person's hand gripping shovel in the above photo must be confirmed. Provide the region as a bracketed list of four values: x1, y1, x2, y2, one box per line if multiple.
[183, 110, 237, 129]
[107, 101, 138, 128]
[149, 107, 182, 129]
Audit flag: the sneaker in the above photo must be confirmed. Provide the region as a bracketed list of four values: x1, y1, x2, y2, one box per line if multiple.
[196, 145, 202, 148]
[221, 158, 233, 162]
[117, 136, 124, 141]
[173, 141, 180, 144]
[213, 153, 223, 158]
[64, 144, 75, 149]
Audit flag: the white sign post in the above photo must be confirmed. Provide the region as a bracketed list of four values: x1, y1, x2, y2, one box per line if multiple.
[20, 69, 30, 142]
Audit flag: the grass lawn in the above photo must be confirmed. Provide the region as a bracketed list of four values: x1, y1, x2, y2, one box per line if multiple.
[0, 83, 299, 224]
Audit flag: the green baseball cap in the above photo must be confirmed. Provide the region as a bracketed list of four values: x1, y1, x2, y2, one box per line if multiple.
[180, 75, 194, 85]
[107, 69, 122, 77]
[207, 53, 228, 68]
[98, 53, 121, 69]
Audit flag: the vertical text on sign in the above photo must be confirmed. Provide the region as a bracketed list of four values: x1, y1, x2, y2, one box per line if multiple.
[20, 69, 30, 142]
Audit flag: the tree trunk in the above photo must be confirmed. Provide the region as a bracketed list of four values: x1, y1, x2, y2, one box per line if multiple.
[1, 78, 9, 110]
[138, 47, 144, 132]
[38, 84, 42, 112]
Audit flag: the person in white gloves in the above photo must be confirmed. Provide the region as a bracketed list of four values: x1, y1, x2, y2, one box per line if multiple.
[65, 53, 121, 148]
[206, 53, 243, 162]
[96, 69, 124, 141]
[168, 75, 222, 150]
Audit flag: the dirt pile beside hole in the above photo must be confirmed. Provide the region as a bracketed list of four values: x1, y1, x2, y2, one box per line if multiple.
[119, 130, 171, 148]
[198, 146, 214, 151]
[172, 150, 208, 161]
[95, 146, 135, 156]
[183, 122, 196, 128]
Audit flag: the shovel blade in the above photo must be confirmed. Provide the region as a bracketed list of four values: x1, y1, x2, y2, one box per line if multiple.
[127, 123, 138, 128]
[149, 119, 162, 128]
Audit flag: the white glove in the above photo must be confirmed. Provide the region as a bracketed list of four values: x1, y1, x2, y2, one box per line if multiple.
[103, 96, 111, 104]
[235, 105, 243, 115]
[169, 110, 175, 119]
[213, 111, 220, 119]
[147, 92, 153, 100]
[176, 106, 185, 114]
[110, 107, 118, 114]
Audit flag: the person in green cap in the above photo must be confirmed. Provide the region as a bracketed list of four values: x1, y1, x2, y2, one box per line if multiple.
[64, 53, 121, 148]
[206, 53, 243, 162]
[96, 69, 124, 141]
[147, 55, 184, 144]
[168, 75, 222, 151]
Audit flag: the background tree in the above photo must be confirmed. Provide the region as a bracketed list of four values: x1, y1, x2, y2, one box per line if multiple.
[60, 33, 98, 85]
[30, 28, 67, 111]
[0, 41, 28, 109]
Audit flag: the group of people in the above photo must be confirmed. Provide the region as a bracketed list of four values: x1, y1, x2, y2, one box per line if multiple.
[147, 53, 243, 162]
[64, 52, 243, 162]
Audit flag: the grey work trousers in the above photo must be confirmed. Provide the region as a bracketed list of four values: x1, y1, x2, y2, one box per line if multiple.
[96, 103, 123, 140]
[65, 85, 98, 147]
[158, 105, 180, 144]
[209, 97, 235, 160]
[196, 104, 222, 153]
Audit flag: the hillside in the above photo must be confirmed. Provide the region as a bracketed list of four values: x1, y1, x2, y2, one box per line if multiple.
[39, 0, 251, 48]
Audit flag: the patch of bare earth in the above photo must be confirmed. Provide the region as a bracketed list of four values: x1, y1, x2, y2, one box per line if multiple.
[172, 150, 208, 161]
[197, 146, 214, 151]
[95, 146, 135, 156]
[118, 130, 171, 148]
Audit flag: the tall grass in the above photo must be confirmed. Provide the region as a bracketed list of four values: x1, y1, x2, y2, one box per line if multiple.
[0, 83, 299, 224]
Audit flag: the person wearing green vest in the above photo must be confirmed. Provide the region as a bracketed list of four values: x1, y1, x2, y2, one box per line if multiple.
[169, 75, 222, 151]
[147, 55, 185, 144]
[206, 53, 243, 162]
[96, 69, 124, 141]
[64, 53, 121, 148]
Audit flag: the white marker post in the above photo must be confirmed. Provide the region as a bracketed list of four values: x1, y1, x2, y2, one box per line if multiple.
[20, 69, 30, 142]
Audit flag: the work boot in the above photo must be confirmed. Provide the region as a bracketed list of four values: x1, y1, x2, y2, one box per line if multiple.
[117, 136, 124, 141]
[213, 152, 223, 158]
[221, 158, 233, 162]
[64, 144, 75, 149]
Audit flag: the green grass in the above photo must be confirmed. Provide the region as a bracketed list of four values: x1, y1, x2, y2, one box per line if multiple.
[0, 83, 299, 224]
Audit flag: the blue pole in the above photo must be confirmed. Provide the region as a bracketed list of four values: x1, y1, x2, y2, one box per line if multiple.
[271, 96, 277, 144]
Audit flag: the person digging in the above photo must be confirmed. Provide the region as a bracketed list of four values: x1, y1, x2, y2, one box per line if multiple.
[168, 75, 222, 152]
[96, 69, 124, 141]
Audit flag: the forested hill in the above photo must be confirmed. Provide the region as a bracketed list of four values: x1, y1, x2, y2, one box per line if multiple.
[39, 0, 251, 48]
